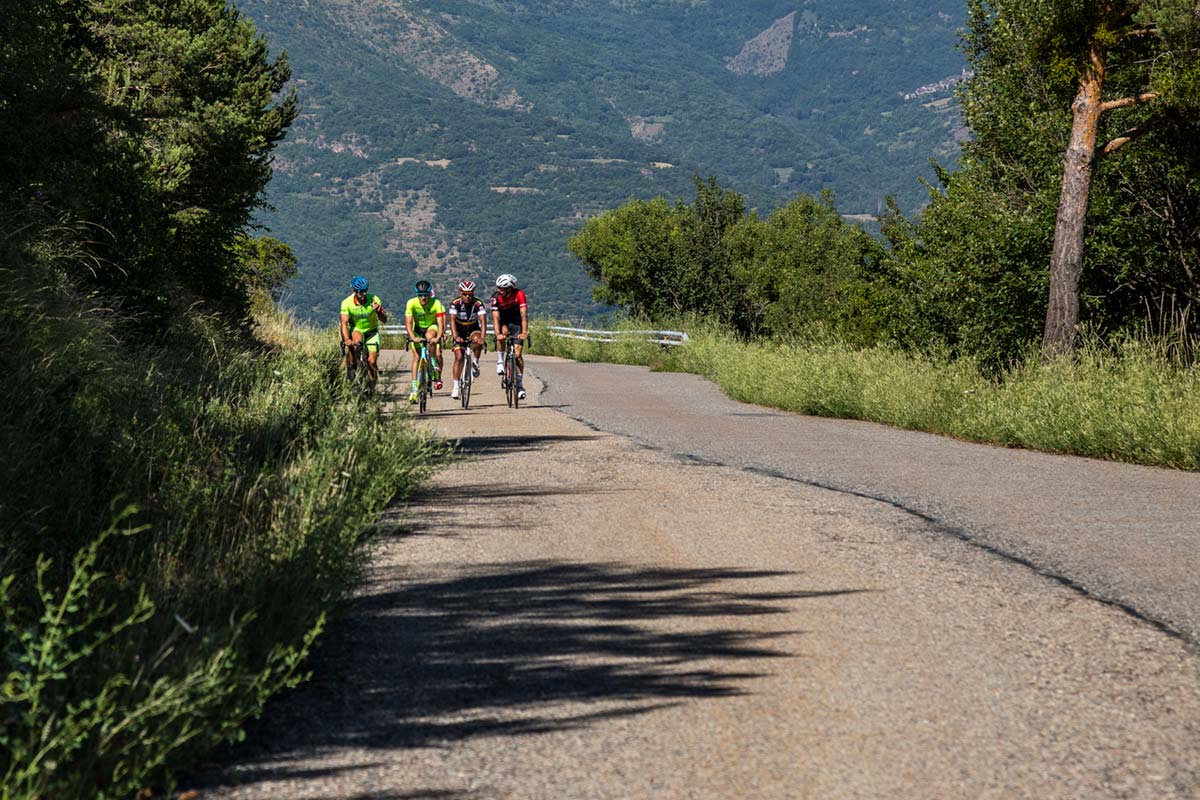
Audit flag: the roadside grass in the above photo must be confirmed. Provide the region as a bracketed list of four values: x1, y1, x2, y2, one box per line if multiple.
[530, 320, 1200, 471]
[1, 265, 442, 797]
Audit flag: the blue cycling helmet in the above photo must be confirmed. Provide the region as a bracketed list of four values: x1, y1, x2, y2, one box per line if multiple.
[350, 276, 368, 292]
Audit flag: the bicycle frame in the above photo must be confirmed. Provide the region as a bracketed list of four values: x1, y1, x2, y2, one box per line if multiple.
[457, 338, 474, 409]
[343, 340, 373, 396]
[499, 334, 521, 409]
[411, 338, 435, 413]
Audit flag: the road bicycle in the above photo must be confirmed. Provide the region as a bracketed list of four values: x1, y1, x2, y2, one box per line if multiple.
[341, 337, 374, 397]
[454, 336, 480, 409]
[497, 332, 526, 409]
[410, 337, 436, 413]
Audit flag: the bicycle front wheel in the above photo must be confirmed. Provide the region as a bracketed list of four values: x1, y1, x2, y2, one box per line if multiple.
[460, 363, 472, 409]
[417, 358, 429, 413]
[504, 352, 515, 408]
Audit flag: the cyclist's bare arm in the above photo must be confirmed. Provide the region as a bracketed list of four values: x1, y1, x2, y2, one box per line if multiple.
[340, 313, 352, 345]
[406, 314, 417, 342]
[519, 306, 529, 340]
[374, 301, 388, 324]
[492, 309, 504, 340]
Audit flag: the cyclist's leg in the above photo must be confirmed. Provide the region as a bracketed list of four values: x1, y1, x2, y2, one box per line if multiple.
[410, 327, 425, 397]
[426, 331, 443, 387]
[452, 338, 465, 381]
[450, 336, 465, 397]
[364, 329, 381, 383]
[470, 330, 484, 367]
[499, 316, 524, 382]
[344, 337, 355, 379]
[350, 330, 365, 374]
[514, 339, 525, 397]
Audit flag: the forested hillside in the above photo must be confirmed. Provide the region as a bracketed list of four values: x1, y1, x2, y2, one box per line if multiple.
[234, 0, 967, 317]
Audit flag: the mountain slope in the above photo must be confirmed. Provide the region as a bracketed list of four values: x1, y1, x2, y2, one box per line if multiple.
[237, 0, 967, 317]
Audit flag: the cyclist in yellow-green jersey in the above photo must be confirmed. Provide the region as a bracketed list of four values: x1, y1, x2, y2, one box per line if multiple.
[340, 275, 388, 386]
[405, 279, 446, 403]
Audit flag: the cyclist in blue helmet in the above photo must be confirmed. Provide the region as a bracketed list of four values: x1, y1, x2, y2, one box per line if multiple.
[340, 276, 388, 386]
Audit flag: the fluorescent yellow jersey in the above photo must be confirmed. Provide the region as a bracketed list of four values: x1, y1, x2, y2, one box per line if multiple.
[405, 296, 446, 331]
[341, 293, 384, 333]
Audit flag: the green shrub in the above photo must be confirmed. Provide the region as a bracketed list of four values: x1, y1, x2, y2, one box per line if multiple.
[1, 252, 442, 795]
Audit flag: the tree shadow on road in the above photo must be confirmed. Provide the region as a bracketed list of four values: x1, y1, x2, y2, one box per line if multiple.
[449, 433, 601, 458]
[195, 561, 864, 792]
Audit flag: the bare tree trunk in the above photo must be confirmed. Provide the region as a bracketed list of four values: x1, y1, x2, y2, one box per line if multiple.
[1043, 43, 1107, 356]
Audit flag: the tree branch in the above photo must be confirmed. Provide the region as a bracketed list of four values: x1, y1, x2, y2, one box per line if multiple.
[1102, 115, 1170, 156]
[1100, 92, 1159, 112]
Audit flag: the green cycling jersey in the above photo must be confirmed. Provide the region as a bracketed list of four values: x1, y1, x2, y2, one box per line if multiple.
[341, 293, 384, 333]
[405, 296, 446, 331]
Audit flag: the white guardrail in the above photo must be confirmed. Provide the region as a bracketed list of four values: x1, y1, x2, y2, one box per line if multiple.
[381, 323, 496, 337]
[380, 324, 689, 347]
[545, 326, 689, 347]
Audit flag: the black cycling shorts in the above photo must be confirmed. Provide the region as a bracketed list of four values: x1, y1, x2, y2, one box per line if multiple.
[495, 315, 523, 336]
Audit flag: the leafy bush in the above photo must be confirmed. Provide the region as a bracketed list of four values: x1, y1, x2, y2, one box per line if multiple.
[0, 236, 441, 795]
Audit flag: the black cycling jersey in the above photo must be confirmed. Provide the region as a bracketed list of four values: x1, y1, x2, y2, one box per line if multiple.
[449, 296, 485, 328]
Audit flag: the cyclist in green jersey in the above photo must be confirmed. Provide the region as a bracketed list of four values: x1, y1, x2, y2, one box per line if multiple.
[340, 275, 388, 386]
[405, 279, 447, 403]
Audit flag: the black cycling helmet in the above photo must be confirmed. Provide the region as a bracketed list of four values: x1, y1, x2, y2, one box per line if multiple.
[414, 279, 433, 296]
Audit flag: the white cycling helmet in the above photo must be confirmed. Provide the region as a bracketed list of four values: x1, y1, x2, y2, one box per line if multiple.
[495, 273, 518, 289]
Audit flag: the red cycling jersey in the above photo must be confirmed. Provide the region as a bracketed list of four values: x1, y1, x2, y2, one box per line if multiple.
[490, 289, 527, 317]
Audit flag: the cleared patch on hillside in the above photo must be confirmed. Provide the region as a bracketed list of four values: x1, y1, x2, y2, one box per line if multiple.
[626, 114, 668, 142]
[726, 11, 795, 77]
[395, 157, 453, 168]
[323, 168, 475, 277]
[378, 189, 475, 277]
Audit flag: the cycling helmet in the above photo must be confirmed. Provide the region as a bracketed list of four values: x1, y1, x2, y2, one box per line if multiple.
[350, 276, 368, 292]
[414, 279, 433, 296]
[495, 273, 517, 289]
[457, 279, 476, 293]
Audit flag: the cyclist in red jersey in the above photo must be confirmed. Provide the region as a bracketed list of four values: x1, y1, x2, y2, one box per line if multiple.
[490, 273, 528, 400]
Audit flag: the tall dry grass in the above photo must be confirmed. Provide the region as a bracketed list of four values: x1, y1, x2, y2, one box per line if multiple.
[531, 320, 1200, 470]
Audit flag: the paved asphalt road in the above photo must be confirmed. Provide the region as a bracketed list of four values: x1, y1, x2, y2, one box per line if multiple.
[194, 354, 1200, 799]
[533, 357, 1200, 645]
